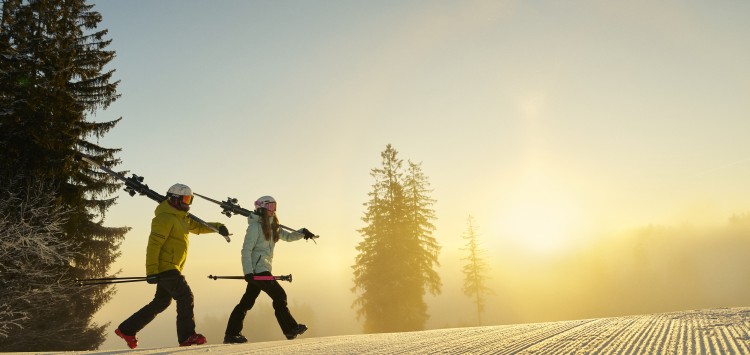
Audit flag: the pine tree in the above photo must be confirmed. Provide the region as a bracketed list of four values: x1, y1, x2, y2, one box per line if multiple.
[352, 144, 441, 333]
[460, 215, 493, 325]
[0, 0, 127, 350]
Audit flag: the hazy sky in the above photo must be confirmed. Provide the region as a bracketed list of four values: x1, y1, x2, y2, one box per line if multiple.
[87, 1, 750, 349]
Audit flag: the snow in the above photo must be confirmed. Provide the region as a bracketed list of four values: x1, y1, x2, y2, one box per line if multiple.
[16, 307, 750, 354]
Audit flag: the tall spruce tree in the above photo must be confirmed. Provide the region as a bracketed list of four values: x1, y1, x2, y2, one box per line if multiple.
[460, 215, 493, 325]
[352, 144, 441, 333]
[0, 0, 127, 350]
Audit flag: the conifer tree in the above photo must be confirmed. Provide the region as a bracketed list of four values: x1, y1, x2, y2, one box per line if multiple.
[0, 0, 127, 350]
[460, 215, 493, 325]
[352, 144, 441, 333]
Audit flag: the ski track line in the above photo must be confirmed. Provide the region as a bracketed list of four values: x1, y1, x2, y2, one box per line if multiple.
[392, 326, 515, 354]
[492, 319, 595, 355]
[675, 312, 690, 354]
[664, 317, 682, 354]
[544, 317, 638, 354]
[387, 326, 509, 354]
[637, 313, 670, 354]
[514, 318, 602, 353]
[579, 315, 641, 354]
[699, 312, 714, 354]
[702, 308, 750, 354]
[724, 311, 750, 353]
[639, 316, 669, 353]
[417, 323, 580, 355]
[520, 319, 608, 354]
[604, 314, 653, 354]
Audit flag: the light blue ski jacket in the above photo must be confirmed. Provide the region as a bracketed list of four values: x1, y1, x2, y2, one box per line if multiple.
[241, 213, 304, 275]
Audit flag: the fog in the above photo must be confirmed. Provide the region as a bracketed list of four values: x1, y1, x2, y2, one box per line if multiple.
[97, 213, 750, 350]
[428, 213, 750, 328]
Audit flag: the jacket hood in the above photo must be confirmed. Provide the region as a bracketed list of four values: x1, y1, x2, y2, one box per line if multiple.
[155, 200, 188, 218]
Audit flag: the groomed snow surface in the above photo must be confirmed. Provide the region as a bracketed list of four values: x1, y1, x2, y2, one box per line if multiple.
[22, 307, 750, 354]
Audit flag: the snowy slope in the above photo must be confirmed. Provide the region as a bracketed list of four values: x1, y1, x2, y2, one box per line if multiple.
[19, 307, 750, 354]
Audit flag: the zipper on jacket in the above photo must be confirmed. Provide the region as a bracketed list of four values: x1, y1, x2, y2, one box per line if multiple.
[253, 255, 262, 273]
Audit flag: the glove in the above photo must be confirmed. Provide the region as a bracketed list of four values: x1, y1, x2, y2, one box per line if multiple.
[244, 273, 254, 282]
[300, 228, 315, 240]
[218, 225, 230, 237]
[146, 274, 158, 284]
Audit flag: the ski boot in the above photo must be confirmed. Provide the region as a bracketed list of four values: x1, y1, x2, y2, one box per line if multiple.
[115, 328, 138, 349]
[224, 334, 248, 344]
[179, 333, 207, 346]
[285, 324, 308, 340]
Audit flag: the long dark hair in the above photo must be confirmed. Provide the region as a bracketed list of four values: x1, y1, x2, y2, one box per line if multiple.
[258, 208, 280, 242]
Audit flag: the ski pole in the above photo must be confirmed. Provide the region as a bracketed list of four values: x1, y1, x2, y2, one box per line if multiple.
[77, 279, 149, 286]
[76, 276, 147, 282]
[207, 274, 292, 282]
[76, 275, 179, 286]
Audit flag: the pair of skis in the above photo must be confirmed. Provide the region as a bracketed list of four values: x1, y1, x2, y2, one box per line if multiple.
[80, 156, 231, 243]
[192, 193, 319, 240]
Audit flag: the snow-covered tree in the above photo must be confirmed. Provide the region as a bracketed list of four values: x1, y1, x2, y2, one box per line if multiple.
[460, 215, 493, 325]
[0, 0, 127, 350]
[352, 144, 441, 333]
[0, 179, 86, 349]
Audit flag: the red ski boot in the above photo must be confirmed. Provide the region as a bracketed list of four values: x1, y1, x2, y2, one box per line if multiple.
[115, 328, 138, 349]
[179, 333, 207, 346]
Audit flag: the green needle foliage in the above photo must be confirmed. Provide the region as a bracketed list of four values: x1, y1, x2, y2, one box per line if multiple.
[0, 0, 128, 350]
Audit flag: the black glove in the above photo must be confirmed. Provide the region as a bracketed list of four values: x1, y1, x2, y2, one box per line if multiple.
[146, 274, 159, 284]
[218, 225, 229, 237]
[244, 273, 254, 282]
[300, 228, 315, 240]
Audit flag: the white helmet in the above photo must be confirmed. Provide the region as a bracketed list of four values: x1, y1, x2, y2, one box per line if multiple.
[255, 195, 277, 211]
[167, 183, 192, 197]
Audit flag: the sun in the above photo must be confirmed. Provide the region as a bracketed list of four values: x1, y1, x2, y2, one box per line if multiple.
[493, 181, 584, 255]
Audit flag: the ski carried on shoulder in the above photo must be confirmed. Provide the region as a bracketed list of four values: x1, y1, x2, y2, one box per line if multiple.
[193, 192, 319, 239]
[80, 155, 231, 242]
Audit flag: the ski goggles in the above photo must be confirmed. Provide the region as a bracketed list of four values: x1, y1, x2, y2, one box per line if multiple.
[260, 201, 277, 212]
[180, 195, 194, 205]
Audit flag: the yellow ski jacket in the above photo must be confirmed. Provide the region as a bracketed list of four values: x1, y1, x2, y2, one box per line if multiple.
[145, 200, 223, 275]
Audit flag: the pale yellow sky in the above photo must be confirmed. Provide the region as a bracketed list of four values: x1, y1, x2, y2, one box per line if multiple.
[89, 0, 750, 349]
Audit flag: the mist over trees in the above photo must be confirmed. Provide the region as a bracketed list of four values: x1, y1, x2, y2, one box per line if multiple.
[460, 215, 493, 326]
[0, 0, 126, 350]
[352, 144, 441, 333]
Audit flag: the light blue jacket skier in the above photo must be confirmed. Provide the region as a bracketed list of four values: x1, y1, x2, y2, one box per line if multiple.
[241, 209, 305, 274]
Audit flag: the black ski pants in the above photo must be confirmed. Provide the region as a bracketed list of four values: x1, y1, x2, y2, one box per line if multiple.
[118, 269, 196, 343]
[224, 271, 298, 336]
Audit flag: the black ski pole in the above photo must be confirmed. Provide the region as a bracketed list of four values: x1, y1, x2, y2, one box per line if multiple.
[77, 279, 149, 286]
[207, 274, 292, 282]
[76, 276, 147, 282]
[76, 275, 180, 286]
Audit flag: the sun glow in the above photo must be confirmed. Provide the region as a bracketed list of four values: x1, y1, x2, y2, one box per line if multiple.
[494, 177, 585, 255]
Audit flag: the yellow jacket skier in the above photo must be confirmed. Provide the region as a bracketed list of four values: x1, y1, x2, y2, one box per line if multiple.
[115, 183, 230, 349]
